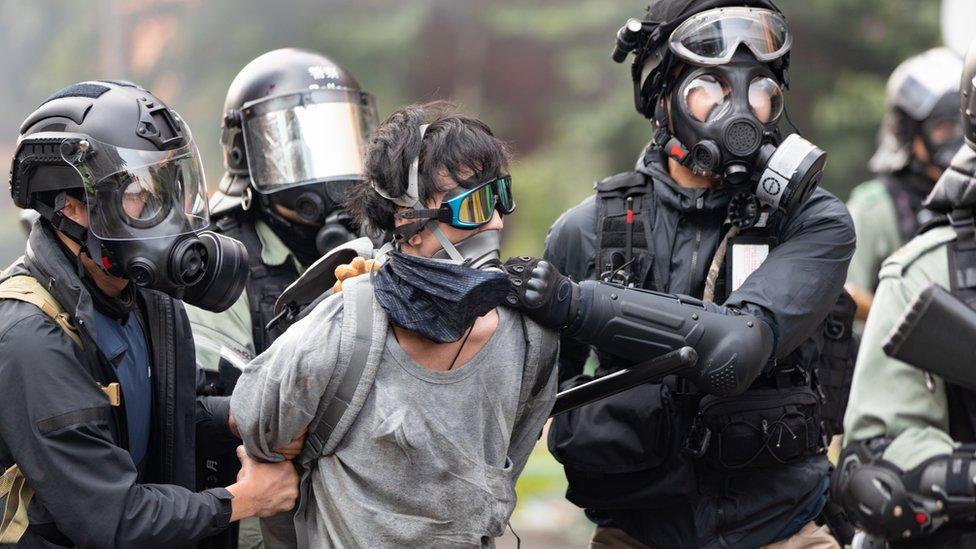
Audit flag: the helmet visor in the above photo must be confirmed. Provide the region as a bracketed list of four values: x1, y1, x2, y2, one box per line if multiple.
[241, 89, 379, 193]
[669, 7, 791, 66]
[61, 136, 210, 241]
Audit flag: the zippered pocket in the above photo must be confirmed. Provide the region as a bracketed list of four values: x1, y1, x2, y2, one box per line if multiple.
[689, 386, 822, 471]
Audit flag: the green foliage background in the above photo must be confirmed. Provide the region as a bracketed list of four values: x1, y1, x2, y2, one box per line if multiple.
[0, 0, 945, 264]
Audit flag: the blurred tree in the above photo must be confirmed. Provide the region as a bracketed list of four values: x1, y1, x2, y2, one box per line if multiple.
[0, 0, 946, 263]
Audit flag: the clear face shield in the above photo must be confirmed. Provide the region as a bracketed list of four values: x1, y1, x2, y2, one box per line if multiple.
[59, 135, 210, 240]
[240, 89, 379, 193]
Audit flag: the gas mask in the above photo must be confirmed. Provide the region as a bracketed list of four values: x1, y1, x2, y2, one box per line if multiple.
[56, 136, 248, 312]
[238, 87, 378, 263]
[249, 180, 359, 262]
[917, 106, 965, 175]
[665, 55, 825, 227]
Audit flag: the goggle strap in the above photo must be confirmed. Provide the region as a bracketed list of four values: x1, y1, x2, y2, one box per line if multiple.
[429, 224, 466, 263]
[373, 124, 429, 207]
[392, 220, 428, 241]
[395, 208, 442, 220]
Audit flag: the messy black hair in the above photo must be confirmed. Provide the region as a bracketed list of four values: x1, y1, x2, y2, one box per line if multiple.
[345, 101, 512, 234]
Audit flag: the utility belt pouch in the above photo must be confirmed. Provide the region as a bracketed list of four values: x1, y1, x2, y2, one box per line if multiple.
[548, 378, 697, 509]
[685, 385, 823, 471]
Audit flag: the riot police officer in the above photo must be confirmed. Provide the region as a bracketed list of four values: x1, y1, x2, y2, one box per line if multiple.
[183, 48, 378, 547]
[186, 47, 378, 376]
[0, 80, 298, 547]
[833, 40, 976, 548]
[504, 1, 855, 546]
[846, 48, 964, 320]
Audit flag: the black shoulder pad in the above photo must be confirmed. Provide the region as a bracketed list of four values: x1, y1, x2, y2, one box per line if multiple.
[595, 171, 647, 194]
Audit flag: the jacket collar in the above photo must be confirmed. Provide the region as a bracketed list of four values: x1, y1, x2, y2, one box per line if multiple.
[635, 144, 734, 217]
[24, 220, 100, 342]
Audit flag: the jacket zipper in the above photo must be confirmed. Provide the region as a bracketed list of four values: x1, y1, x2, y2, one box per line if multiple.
[689, 196, 704, 284]
[154, 295, 177, 482]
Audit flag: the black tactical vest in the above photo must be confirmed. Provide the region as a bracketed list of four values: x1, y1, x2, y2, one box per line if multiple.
[593, 170, 855, 438]
[943, 211, 976, 442]
[214, 213, 301, 356]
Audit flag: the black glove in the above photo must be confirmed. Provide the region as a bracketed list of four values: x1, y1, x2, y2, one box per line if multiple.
[503, 256, 580, 329]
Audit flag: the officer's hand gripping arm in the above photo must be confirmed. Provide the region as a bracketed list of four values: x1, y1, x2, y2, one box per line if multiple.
[505, 258, 774, 396]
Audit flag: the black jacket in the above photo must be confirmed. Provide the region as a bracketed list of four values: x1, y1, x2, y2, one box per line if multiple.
[0, 222, 239, 548]
[545, 150, 856, 547]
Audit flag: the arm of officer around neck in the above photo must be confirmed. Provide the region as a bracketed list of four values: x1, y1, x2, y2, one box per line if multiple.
[230, 291, 345, 462]
[0, 304, 232, 547]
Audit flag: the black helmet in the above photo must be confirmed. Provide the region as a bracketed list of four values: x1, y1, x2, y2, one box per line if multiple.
[214, 48, 379, 264]
[612, 0, 788, 119]
[11, 80, 200, 230]
[10, 80, 249, 312]
[963, 39, 976, 148]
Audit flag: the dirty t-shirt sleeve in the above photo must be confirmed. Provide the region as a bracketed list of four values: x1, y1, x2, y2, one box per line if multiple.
[230, 294, 344, 462]
[507, 328, 559, 479]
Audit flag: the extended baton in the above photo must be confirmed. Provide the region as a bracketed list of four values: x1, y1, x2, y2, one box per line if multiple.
[550, 346, 698, 417]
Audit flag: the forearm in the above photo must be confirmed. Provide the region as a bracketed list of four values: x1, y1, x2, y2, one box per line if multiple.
[196, 395, 239, 458]
[566, 280, 773, 395]
[833, 437, 976, 542]
[114, 485, 233, 547]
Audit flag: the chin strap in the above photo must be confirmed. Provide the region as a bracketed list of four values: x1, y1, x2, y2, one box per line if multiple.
[429, 225, 465, 263]
[32, 192, 88, 246]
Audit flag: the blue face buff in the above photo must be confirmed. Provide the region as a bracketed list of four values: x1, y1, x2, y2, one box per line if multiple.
[373, 250, 512, 343]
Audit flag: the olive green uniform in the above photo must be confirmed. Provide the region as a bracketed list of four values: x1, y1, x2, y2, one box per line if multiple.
[845, 179, 902, 296]
[843, 224, 958, 471]
[186, 220, 303, 373]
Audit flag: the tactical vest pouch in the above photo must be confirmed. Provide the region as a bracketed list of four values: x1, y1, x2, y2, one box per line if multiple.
[548, 381, 697, 509]
[815, 291, 858, 438]
[595, 172, 655, 288]
[688, 386, 822, 471]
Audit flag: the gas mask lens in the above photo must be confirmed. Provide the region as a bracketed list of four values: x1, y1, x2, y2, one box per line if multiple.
[669, 7, 792, 66]
[61, 137, 210, 240]
[120, 178, 167, 223]
[748, 76, 783, 123]
[682, 74, 731, 123]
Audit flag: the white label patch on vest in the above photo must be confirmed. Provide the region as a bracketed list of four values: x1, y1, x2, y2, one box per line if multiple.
[730, 242, 770, 291]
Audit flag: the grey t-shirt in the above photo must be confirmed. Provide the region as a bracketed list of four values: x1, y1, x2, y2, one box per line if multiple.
[231, 280, 558, 548]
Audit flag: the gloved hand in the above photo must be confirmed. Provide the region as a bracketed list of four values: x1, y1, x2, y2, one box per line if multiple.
[332, 257, 381, 293]
[502, 256, 580, 329]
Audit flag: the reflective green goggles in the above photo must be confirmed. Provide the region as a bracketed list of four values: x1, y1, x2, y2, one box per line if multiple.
[397, 175, 515, 230]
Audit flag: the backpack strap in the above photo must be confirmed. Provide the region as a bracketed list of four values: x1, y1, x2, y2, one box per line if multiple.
[0, 268, 120, 407]
[294, 274, 386, 549]
[0, 465, 33, 544]
[301, 274, 383, 462]
[0, 275, 82, 348]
